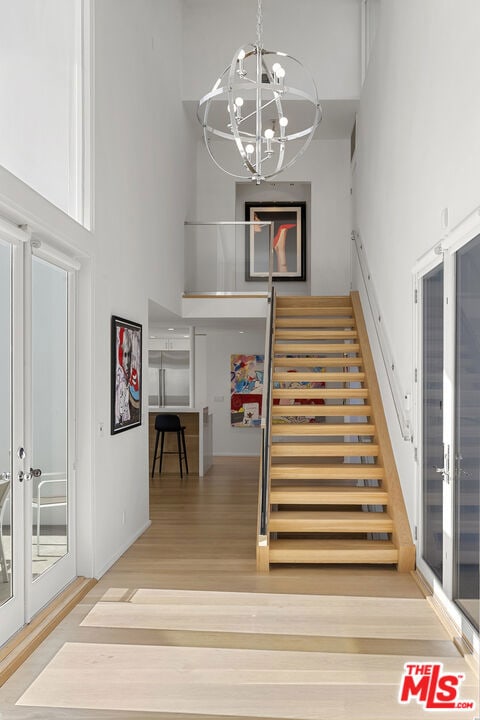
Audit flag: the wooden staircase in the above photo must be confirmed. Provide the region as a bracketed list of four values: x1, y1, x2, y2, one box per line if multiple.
[257, 292, 415, 572]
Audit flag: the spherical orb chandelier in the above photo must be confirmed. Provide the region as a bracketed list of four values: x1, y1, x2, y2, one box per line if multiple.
[197, 0, 322, 184]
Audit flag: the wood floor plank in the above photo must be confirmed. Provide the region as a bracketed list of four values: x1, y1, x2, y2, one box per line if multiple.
[81, 590, 446, 640]
[16, 643, 477, 720]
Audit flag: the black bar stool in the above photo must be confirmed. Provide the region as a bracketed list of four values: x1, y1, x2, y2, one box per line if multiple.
[151, 414, 189, 479]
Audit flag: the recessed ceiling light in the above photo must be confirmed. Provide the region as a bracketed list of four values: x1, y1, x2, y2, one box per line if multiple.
[183, 335, 189, 338]
[150, 335, 157, 339]
[239, 330, 245, 334]
[168, 327, 175, 331]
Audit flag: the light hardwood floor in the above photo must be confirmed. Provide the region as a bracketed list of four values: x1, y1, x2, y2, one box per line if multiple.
[0, 457, 477, 719]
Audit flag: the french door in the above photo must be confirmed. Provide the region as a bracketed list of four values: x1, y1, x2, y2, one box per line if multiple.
[0, 225, 76, 646]
[417, 228, 480, 638]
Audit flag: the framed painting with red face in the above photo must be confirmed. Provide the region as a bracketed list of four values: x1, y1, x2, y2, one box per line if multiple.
[111, 316, 142, 434]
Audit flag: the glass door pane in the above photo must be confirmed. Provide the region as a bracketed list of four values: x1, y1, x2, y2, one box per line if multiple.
[31, 256, 68, 580]
[454, 234, 480, 630]
[0, 240, 13, 607]
[422, 263, 444, 581]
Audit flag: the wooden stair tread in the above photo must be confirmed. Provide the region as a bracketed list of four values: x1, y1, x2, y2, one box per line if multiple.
[273, 372, 366, 383]
[272, 405, 371, 417]
[269, 510, 394, 532]
[270, 486, 389, 504]
[271, 424, 376, 435]
[270, 464, 385, 480]
[271, 443, 379, 457]
[276, 296, 352, 308]
[273, 388, 369, 399]
[275, 318, 356, 327]
[274, 343, 360, 354]
[276, 307, 354, 317]
[268, 538, 398, 564]
[276, 330, 358, 340]
[275, 357, 364, 368]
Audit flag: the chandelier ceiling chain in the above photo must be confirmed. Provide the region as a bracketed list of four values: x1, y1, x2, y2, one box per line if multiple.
[256, 0, 263, 49]
[197, 0, 322, 183]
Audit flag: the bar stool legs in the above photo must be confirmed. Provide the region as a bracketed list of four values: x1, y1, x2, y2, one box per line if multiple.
[151, 414, 189, 478]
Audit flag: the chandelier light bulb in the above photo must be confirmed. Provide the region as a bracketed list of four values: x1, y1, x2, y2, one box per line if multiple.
[237, 48, 246, 77]
[279, 116, 289, 127]
[234, 97, 244, 107]
[246, 143, 255, 154]
[264, 128, 275, 139]
[272, 62, 281, 73]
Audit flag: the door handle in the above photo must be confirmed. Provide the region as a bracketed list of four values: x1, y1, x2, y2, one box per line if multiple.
[18, 468, 42, 482]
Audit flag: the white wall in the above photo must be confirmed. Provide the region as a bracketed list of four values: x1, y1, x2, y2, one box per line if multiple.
[182, 0, 361, 100]
[194, 138, 352, 296]
[0, 0, 193, 581]
[205, 327, 266, 456]
[92, 0, 193, 576]
[354, 0, 480, 526]
[0, 0, 80, 219]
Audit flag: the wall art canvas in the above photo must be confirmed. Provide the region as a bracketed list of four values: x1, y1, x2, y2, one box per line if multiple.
[230, 354, 264, 427]
[111, 316, 142, 434]
[245, 201, 306, 281]
[272, 362, 326, 424]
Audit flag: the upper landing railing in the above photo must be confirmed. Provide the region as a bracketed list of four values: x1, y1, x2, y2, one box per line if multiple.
[184, 220, 275, 296]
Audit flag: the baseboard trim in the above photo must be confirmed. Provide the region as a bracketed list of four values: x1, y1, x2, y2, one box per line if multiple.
[94, 520, 152, 579]
[0, 576, 96, 687]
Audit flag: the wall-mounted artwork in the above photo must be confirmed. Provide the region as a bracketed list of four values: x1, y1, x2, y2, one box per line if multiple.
[111, 316, 142, 434]
[231, 354, 264, 427]
[273, 364, 325, 424]
[245, 201, 306, 281]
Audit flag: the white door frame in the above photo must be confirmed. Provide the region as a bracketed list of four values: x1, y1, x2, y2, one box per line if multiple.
[0, 222, 27, 646]
[414, 206, 480, 652]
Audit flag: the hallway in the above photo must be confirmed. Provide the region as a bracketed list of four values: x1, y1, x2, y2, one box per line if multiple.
[0, 458, 477, 719]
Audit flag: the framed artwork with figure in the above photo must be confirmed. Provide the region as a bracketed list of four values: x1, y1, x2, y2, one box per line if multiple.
[111, 315, 142, 434]
[245, 201, 306, 281]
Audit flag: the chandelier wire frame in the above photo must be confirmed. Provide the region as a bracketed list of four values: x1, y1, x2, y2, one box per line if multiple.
[197, 0, 322, 183]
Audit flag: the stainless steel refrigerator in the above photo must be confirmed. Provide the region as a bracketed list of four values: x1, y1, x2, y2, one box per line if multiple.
[148, 350, 190, 407]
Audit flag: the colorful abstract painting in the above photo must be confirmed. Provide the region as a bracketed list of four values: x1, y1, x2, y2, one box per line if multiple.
[230, 354, 264, 427]
[272, 362, 325, 424]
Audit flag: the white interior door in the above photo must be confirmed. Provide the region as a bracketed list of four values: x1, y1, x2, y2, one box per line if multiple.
[26, 247, 76, 619]
[0, 231, 76, 643]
